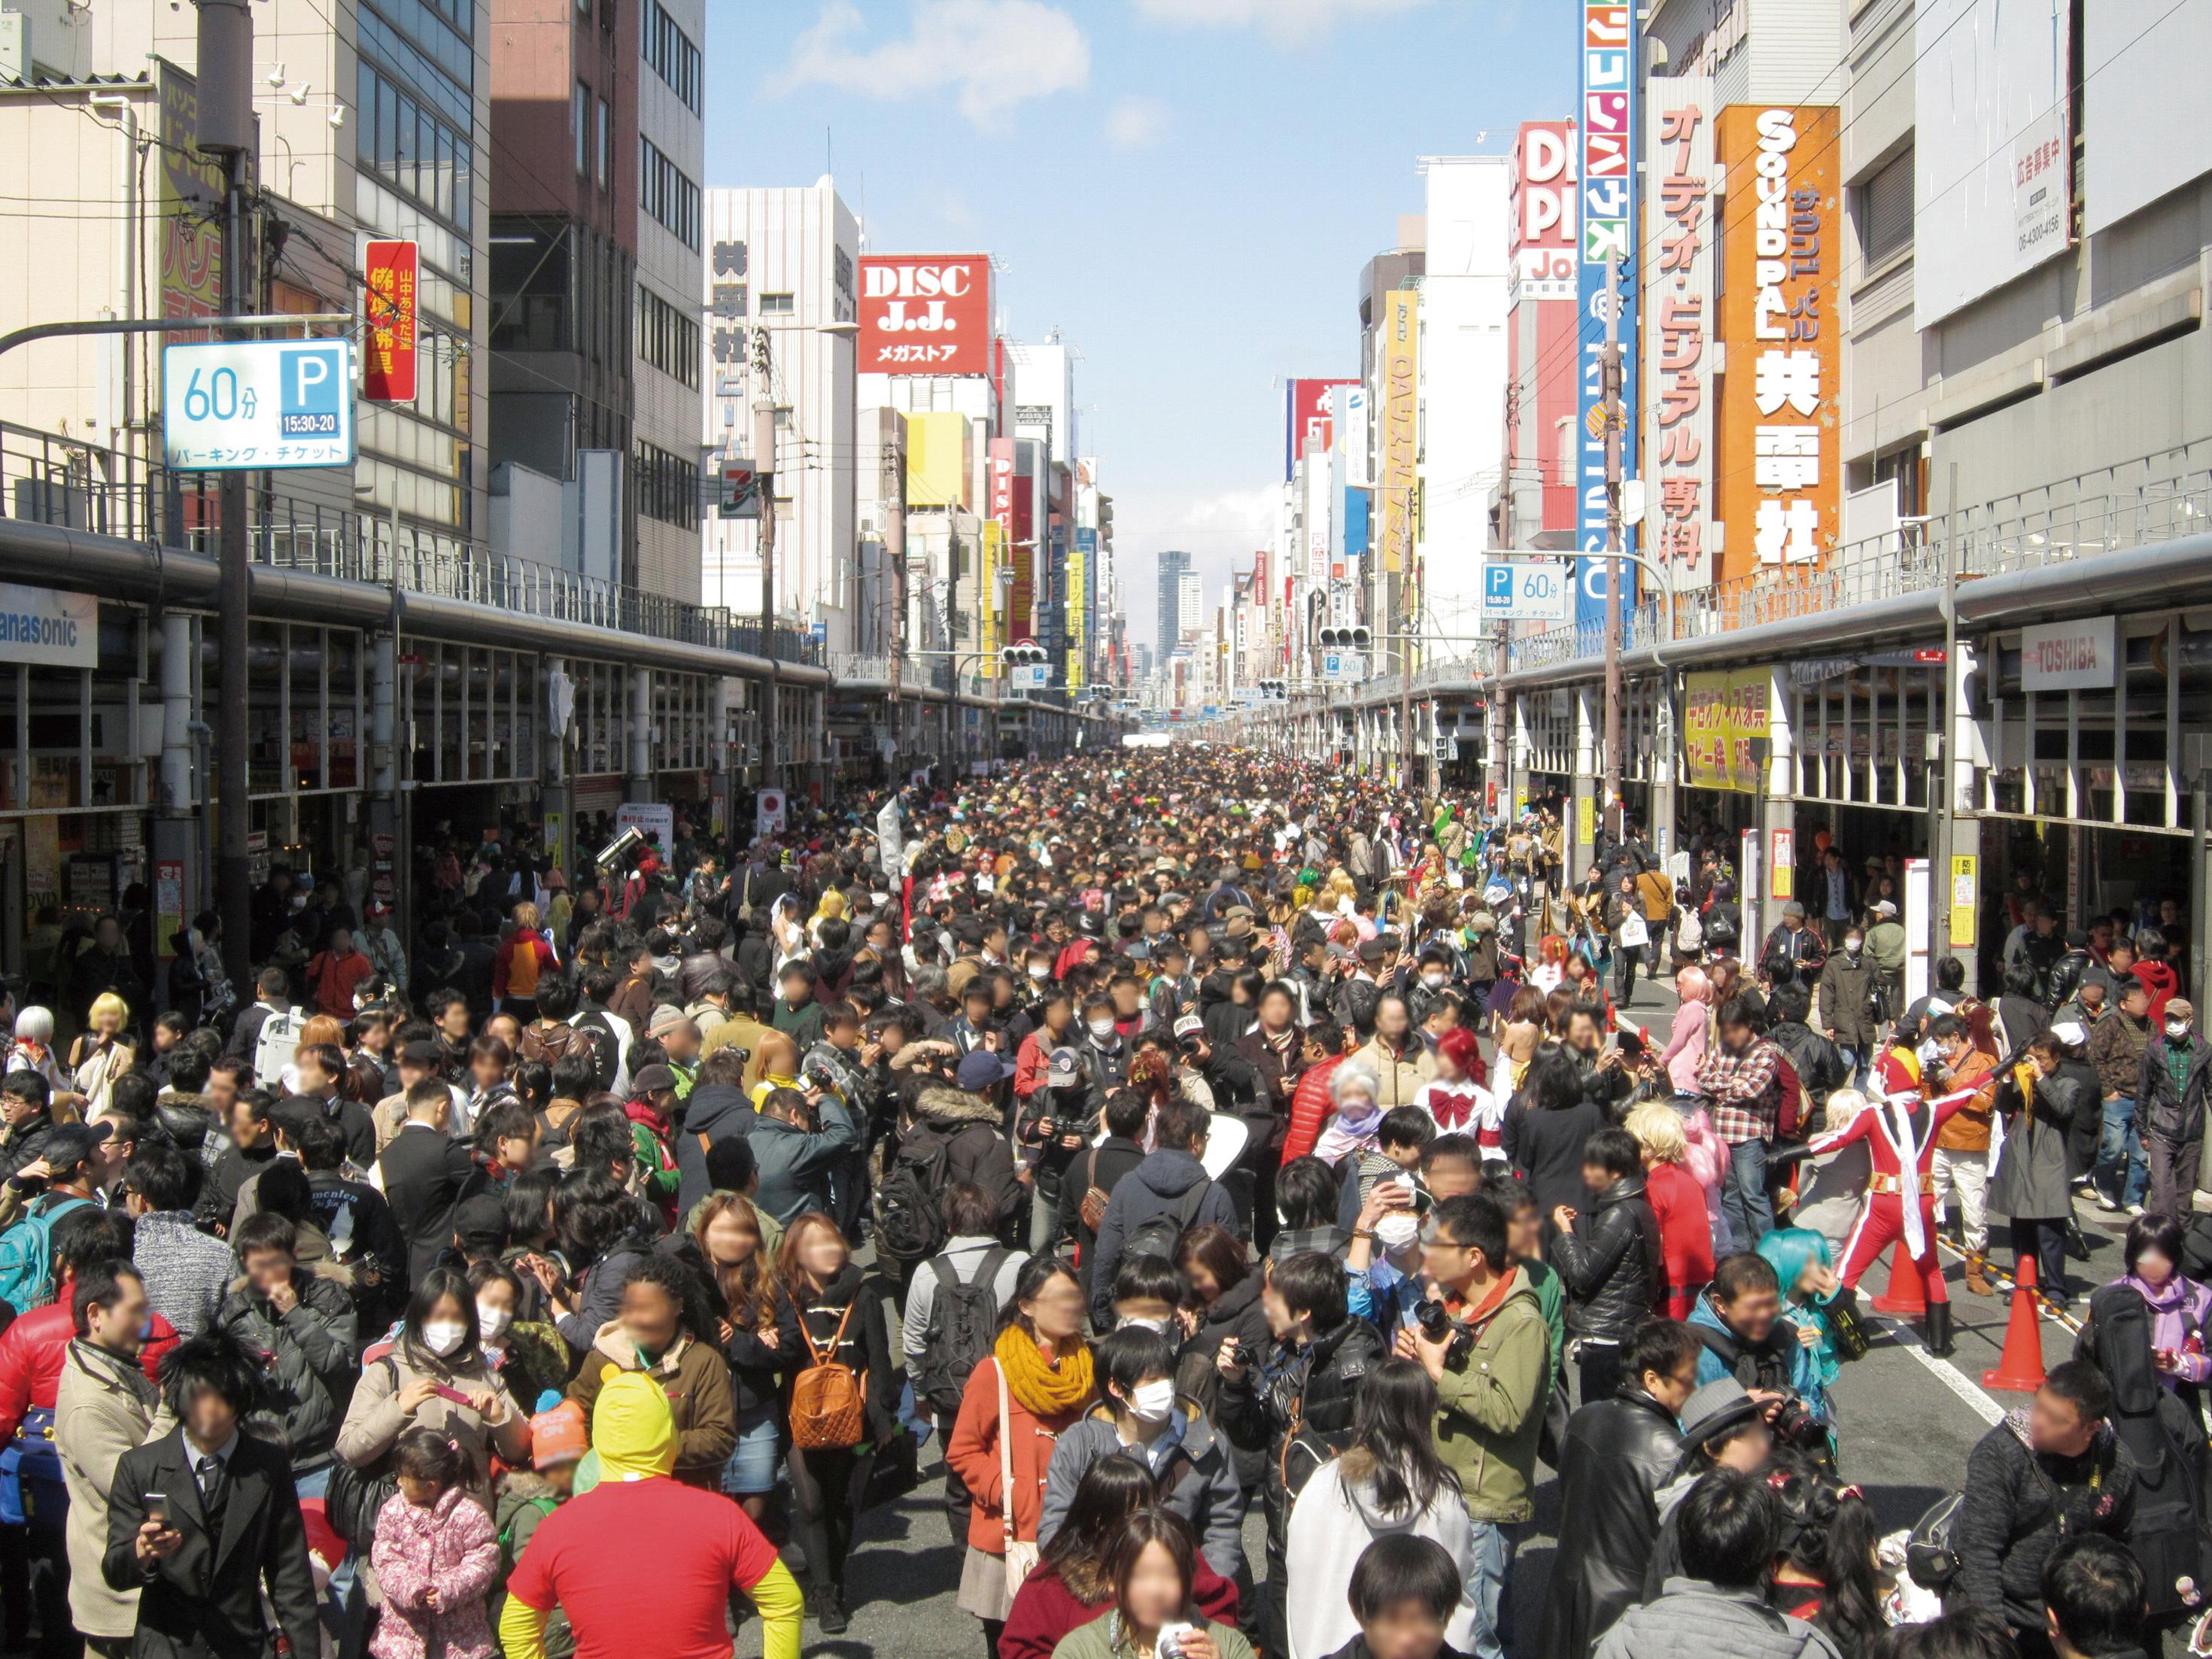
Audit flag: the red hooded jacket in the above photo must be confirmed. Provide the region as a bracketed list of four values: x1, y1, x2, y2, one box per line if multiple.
[0, 1277, 178, 1440]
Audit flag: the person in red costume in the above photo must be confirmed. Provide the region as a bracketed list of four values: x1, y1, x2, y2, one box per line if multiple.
[1804, 1035, 1979, 1357]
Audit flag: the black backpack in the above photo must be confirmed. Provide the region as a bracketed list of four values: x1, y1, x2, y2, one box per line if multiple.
[875, 1129, 953, 1263]
[1124, 1180, 1211, 1266]
[918, 1248, 1008, 1416]
[2077, 1281, 2211, 1617]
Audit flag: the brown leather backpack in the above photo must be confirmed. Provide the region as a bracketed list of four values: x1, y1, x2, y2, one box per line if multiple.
[788, 1302, 864, 1449]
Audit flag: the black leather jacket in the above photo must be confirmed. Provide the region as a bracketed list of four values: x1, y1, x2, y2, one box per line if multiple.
[1220, 1314, 1385, 1521]
[1538, 1389, 1685, 1659]
[2046, 947, 2092, 1011]
[1548, 1175, 1663, 1342]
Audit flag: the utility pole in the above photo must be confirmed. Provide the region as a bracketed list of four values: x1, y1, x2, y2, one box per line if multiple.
[751, 327, 778, 792]
[196, 0, 254, 994]
[1602, 255, 1624, 844]
[886, 421, 907, 715]
[1398, 500, 1414, 796]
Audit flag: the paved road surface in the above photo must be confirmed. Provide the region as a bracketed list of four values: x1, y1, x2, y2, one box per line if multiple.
[730, 977, 2132, 1657]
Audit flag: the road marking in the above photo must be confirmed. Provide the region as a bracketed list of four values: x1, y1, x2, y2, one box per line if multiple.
[1870, 1314, 2005, 1427]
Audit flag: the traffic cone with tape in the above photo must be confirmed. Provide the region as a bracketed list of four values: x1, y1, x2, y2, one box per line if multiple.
[1871, 1236, 1928, 1315]
[1983, 1256, 2049, 1393]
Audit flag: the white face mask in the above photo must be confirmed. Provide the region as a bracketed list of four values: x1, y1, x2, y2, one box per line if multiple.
[1126, 1378, 1178, 1424]
[422, 1319, 468, 1357]
[1844, 936, 1863, 954]
[1421, 972, 1447, 990]
[1088, 1019, 1117, 1041]
[2169, 1021, 2192, 1040]
[1375, 1211, 1422, 1250]
[1118, 1314, 1170, 1335]
[476, 1303, 512, 1342]
[1028, 963, 1050, 981]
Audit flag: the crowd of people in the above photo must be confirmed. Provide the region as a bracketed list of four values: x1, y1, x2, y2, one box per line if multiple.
[0, 749, 2201, 1659]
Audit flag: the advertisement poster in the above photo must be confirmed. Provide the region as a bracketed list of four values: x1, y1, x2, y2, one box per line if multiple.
[1683, 669, 1771, 793]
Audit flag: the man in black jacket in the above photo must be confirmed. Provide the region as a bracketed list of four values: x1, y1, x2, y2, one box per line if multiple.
[1538, 1318, 1700, 1659]
[102, 1329, 321, 1659]
[1218, 1249, 1385, 1658]
[1547, 1127, 1664, 1407]
[221, 968, 293, 1062]
[1059, 1089, 1150, 1295]
[375, 1077, 484, 1287]
[1956, 1360, 2138, 1644]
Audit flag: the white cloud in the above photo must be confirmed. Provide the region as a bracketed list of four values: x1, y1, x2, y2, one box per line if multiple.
[1105, 93, 1171, 151]
[778, 0, 1090, 129]
[1129, 0, 1430, 46]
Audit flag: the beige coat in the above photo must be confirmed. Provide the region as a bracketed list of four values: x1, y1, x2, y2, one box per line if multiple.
[56, 1339, 172, 1639]
[1354, 1033, 1436, 1110]
[335, 1341, 532, 1498]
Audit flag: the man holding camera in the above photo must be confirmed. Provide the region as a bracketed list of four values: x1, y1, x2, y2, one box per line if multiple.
[1394, 1192, 1551, 1659]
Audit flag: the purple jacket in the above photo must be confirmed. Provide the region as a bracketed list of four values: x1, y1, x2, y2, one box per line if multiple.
[367, 1483, 501, 1659]
[2120, 1272, 2212, 1387]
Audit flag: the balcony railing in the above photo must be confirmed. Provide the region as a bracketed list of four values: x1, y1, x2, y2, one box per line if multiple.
[1506, 438, 2212, 673]
[0, 419, 822, 667]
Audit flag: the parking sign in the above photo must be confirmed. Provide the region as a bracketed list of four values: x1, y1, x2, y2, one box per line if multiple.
[1480, 558, 1573, 622]
[162, 339, 356, 470]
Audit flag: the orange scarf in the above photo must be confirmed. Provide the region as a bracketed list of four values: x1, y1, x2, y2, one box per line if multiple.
[993, 1326, 1093, 1417]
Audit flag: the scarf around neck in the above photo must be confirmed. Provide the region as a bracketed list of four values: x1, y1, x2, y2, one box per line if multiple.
[994, 1325, 1094, 1417]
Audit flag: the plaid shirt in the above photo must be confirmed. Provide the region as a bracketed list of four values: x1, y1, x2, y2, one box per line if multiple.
[1697, 1038, 1784, 1144]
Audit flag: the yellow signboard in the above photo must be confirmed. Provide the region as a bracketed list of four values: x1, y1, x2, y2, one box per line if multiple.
[904, 412, 969, 509]
[980, 519, 1001, 669]
[1949, 855, 1979, 949]
[1576, 794, 1595, 847]
[1380, 290, 1419, 575]
[1682, 668, 1771, 794]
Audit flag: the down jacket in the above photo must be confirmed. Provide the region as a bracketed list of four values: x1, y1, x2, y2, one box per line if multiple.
[367, 1482, 501, 1659]
[1956, 1405, 2138, 1630]
[212, 1267, 359, 1470]
[1547, 1174, 1664, 1342]
[1593, 1580, 1841, 1659]
[1220, 1314, 1385, 1533]
[1039, 1403, 1247, 1581]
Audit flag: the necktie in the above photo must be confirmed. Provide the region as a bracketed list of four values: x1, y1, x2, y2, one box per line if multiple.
[196, 1454, 225, 1511]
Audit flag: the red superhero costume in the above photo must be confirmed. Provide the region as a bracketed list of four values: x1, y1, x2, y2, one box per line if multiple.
[1806, 1047, 1978, 1309]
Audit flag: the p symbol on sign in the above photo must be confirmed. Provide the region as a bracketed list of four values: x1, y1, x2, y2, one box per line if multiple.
[294, 353, 330, 400]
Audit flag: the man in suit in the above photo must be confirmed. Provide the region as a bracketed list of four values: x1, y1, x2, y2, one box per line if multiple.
[101, 1330, 318, 1659]
[375, 1077, 484, 1287]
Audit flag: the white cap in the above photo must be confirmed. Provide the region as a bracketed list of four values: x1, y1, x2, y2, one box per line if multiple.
[2050, 1020, 2089, 1047]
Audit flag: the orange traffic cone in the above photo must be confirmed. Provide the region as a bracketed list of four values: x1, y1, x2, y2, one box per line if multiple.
[1983, 1257, 2049, 1393]
[1871, 1235, 1928, 1314]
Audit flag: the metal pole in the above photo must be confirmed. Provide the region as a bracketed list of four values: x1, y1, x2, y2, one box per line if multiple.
[199, 0, 256, 996]
[1603, 255, 1624, 844]
[1398, 504, 1414, 795]
[1933, 460, 1959, 961]
[752, 330, 778, 792]
[887, 422, 907, 714]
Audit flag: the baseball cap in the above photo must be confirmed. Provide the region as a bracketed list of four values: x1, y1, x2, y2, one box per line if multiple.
[452, 1191, 509, 1256]
[1871, 900, 1898, 917]
[1172, 1014, 1205, 1042]
[956, 1050, 1012, 1091]
[631, 1064, 678, 1094]
[39, 1120, 112, 1171]
[2169, 999, 2196, 1022]
[1047, 1047, 1083, 1086]
[530, 1400, 588, 1469]
[398, 1040, 440, 1070]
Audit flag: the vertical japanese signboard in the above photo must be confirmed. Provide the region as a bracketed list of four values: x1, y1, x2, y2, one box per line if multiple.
[1645, 79, 1715, 590]
[1718, 106, 1841, 578]
[1379, 290, 1419, 576]
[988, 438, 1014, 677]
[1575, 1, 1639, 630]
[363, 240, 419, 403]
[158, 64, 224, 329]
[1508, 121, 1578, 304]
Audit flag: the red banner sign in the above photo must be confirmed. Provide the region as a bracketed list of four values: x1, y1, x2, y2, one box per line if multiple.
[363, 239, 418, 403]
[858, 255, 992, 375]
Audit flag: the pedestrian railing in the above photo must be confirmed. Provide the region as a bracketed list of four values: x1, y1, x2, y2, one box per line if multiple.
[0, 418, 824, 667]
[1506, 438, 2212, 673]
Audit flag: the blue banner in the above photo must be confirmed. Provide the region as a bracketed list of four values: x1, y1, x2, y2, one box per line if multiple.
[1575, 2, 1639, 633]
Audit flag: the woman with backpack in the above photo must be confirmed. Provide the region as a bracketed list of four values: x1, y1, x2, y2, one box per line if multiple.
[946, 1256, 1098, 1657]
[774, 1212, 895, 1635]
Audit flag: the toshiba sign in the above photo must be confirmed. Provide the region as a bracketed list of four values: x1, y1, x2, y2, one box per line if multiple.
[858, 255, 992, 376]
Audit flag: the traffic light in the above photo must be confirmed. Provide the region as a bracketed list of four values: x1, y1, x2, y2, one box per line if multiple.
[1258, 679, 1289, 700]
[1317, 625, 1372, 652]
[1001, 643, 1048, 668]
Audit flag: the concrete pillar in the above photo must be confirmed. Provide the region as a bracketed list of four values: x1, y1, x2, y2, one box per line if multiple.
[713, 676, 737, 846]
[1945, 640, 1985, 995]
[1511, 691, 1534, 819]
[150, 612, 202, 1004]
[1756, 664, 1797, 950]
[1649, 671, 1681, 865]
[626, 666, 653, 802]
[1570, 685, 1600, 880]
[366, 629, 407, 946]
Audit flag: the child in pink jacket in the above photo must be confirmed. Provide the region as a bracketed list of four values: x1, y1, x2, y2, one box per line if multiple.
[369, 1427, 502, 1659]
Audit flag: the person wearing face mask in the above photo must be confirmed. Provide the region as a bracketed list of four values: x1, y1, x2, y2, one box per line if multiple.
[336, 1267, 532, 1506]
[2136, 998, 2212, 1222]
[1815, 924, 1879, 1087]
[465, 1260, 569, 1410]
[1039, 1326, 1246, 1585]
[1345, 1172, 1427, 1331]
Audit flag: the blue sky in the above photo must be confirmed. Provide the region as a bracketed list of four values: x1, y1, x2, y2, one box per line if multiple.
[706, 0, 1572, 646]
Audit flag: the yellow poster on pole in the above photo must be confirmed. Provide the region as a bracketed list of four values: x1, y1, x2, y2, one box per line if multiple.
[1577, 794, 1595, 847]
[980, 519, 1001, 668]
[1949, 855, 1979, 948]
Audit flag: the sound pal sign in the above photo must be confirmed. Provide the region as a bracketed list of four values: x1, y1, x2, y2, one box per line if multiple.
[858, 255, 992, 375]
